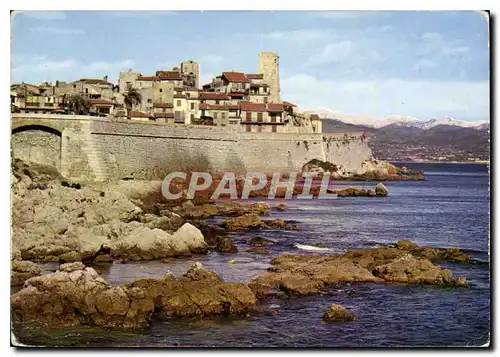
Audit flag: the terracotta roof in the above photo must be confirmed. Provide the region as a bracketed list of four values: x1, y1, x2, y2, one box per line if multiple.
[157, 71, 182, 80]
[129, 111, 153, 118]
[153, 102, 173, 108]
[222, 72, 249, 83]
[137, 76, 156, 81]
[228, 92, 246, 97]
[155, 112, 174, 118]
[89, 99, 114, 106]
[200, 103, 238, 110]
[199, 92, 230, 100]
[310, 114, 321, 121]
[246, 73, 264, 79]
[267, 103, 284, 113]
[239, 101, 266, 112]
[283, 101, 297, 108]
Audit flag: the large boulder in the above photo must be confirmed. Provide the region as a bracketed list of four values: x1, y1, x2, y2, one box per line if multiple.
[105, 223, 208, 260]
[11, 260, 41, 286]
[220, 215, 300, 232]
[323, 304, 356, 322]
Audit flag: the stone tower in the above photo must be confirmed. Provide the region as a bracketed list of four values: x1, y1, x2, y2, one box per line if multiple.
[181, 60, 200, 89]
[259, 52, 281, 103]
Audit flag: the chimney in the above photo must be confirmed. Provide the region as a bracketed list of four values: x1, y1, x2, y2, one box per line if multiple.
[56, 80, 59, 87]
[103, 75, 108, 82]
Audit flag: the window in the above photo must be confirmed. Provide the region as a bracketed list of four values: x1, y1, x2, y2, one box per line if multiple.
[264, 97, 268, 104]
[246, 112, 252, 121]
[85, 88, 88, 94]
[246, 125, 251, 132]
[272, 126, 277, 133]
[257, 112, 263, 122]
[216, 100, 220, 104]
[190, 103, 195, 110]
[213, 112, 218, 119]
[221, 112, 226, 119]
[163, 108, 166, 113]
[160, 89, 163, 93]
[271, 116, 276, 123]
[147, 99, 152, 103]
[176, 100, 181, 107]
[73, 85, 76, 89]
[191, 114, 194, 120]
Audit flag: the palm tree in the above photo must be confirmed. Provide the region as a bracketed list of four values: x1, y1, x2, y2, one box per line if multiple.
[64, 94, 91, 115]
[123, 84, 142, 120]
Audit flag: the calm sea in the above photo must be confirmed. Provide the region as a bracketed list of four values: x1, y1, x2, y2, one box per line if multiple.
[13, 163, 490, 347]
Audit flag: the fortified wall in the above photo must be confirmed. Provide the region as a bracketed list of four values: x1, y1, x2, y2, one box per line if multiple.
[11, 114, 372, 181]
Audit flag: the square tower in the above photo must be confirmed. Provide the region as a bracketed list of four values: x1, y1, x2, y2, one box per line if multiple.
[259, 52, 281, 103]
[181, 60, 200, 89]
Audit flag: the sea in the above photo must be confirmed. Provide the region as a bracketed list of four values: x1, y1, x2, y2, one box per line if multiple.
[12, 163, 491, 347]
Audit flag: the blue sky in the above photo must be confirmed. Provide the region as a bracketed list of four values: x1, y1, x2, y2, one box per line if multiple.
[11, 10, 489, 121]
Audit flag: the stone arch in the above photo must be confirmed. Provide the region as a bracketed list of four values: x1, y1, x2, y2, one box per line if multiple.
[11, 124, 63, 171]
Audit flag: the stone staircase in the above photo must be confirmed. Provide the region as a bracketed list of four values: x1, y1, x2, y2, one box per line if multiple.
[81, 121, 109, 182]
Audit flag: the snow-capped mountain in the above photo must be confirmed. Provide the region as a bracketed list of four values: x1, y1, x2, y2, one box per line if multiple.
[315, 109, 489, 131]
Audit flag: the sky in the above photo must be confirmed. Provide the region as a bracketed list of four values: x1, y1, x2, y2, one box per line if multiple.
[11, 10, 489, 121]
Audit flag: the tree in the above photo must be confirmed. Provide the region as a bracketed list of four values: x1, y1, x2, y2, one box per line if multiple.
[64, 94, 91, 115]
[123, 84, 142, 120]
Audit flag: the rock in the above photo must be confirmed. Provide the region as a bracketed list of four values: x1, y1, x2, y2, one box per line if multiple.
[276, 203, 287, 211]
[375, 182, 388, 197]
[176, 201, 271, 220]
[11, 261, 41, 286]
[217, 237, 238, 253]
[246, 247, 270, 255]
[94, 254, 113, 262]
[395, 240, 419, 250]
[248, 237, 274, 247]
[323, 304, 356, 322]
[105, 223, 208, 260]
[11, 263, 258, 329]
[58, 251, 82, 263]
[220, 214, 266, 231]
[220, 215, 299, 231]
[59, 262, 85, 272]
[373, 254, 465, 286]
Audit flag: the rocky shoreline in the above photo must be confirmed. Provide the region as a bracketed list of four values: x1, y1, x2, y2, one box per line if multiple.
[11, 158, 473, 333]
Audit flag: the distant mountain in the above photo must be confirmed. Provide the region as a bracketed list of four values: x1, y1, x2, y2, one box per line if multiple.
[321, 117, 490, 162]
[315, 109, 489, 131]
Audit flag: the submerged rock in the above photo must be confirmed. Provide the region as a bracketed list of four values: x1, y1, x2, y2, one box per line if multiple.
[323, 304, 356, 322]
[276, 203, 287, 211]
[246, 247, 270, 255]
[217, 237, 238, 253]
[248, 237, 275, 247]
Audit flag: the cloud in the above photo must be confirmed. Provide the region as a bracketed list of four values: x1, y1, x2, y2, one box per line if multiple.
[17, 11, 66, 20]
[29, 26, 85, 35]
[411, 58, 436, 71]
[202, 55, 223, 64]
[103, 11, 178, 18]
[442, 45, 470, 57]
[305, 41, 355, 67]
[11, 56, 135, 84]
[310, 11, 380, 20]
[253, 29, 335, 41]
[81, 59, 135, 73]
[420, 32, 443, 42]
[281, 74, 489, 121]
